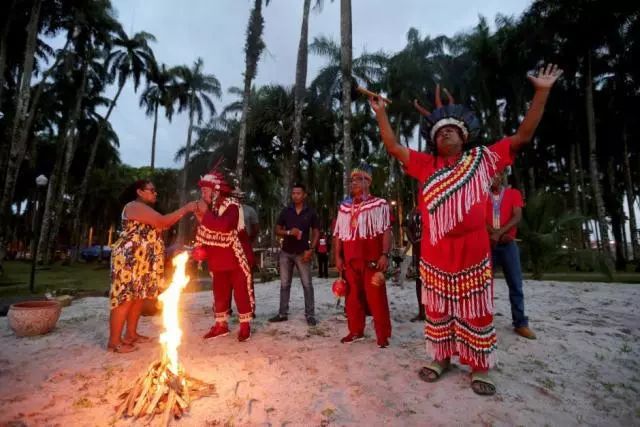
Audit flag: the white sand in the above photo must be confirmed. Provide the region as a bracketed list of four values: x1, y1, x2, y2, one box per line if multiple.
[1, 277, 639, 426]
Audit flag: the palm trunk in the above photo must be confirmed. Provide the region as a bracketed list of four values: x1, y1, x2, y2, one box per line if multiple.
[46, 129, 80, 263]
[177, 106, 195, 244]
[585, 51, 613, 260]
[1, 37, 70, 180]
[70, 82, 125, 261]
[236, 80, 252, 188]
[150, 102, 158, 170]
[39, 61, 88, 264]
[621, 219, 629, 260]
[38, 128, 67, 263]
[306, 150, 315, 199]
[285, 0, 312, 201]
[340, 0, 353, 196]
[236, 0, 265, 188]
[607, 157, 625, 269]
[0, 0, 16, 108]
[622, 126, 639, 261]
[0, 0, 42, 261]
[1, 0, 42, 204]
[569, 143, 580, 213]
[569, 142, 586, 249]
[576, 139, 588, 217]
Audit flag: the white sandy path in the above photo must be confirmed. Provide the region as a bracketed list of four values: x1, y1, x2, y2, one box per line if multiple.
[0, 277, 639, 427]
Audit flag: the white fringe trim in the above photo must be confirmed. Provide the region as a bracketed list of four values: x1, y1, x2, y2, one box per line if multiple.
[422, 284, 494, 320]
[333, 198, 390, 241]
[426, 147, 499, 245]
[426, 340, 497, 369]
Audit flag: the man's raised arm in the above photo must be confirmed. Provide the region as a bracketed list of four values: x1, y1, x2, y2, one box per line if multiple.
[369, 96, 410, 164]
[510, 63, 563, 152]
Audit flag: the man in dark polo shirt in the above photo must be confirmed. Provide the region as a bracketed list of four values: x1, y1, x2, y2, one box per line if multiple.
[269, 183, 320, 325]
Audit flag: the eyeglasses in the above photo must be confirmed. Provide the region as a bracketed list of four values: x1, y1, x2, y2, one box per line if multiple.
[143, 187, 157, 194]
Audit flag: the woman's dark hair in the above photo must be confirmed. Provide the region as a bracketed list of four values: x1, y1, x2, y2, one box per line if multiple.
[120, 179, 152, 206]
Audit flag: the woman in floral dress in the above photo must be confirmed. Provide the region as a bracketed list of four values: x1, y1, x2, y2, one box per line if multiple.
[108, 180, 197, 353]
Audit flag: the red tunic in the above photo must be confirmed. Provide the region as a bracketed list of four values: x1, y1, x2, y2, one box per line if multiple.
[334, 197, 390, 261]
[200, 204, 241, 272]
[403, 138, 514, 369]
[485, 187, 524, 240]
[333, 196, 392, 343]
[195, 199, 254, 320]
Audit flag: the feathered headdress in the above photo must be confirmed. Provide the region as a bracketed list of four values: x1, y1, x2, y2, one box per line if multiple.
[351, 161, 373, 181]
[414, 85, 481, 150]
[198, 158, 233, 194]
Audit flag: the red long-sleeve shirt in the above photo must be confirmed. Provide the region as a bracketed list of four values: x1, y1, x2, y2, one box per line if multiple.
[199, 204, 241, 272]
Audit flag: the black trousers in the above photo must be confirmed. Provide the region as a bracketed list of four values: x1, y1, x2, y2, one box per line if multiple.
[317, 253, 329, 278]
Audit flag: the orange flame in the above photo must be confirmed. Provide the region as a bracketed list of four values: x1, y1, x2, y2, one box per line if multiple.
[158, 252, 190, 374]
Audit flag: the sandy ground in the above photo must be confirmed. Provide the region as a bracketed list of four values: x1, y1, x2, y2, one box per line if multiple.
[0, 276, 639, 427]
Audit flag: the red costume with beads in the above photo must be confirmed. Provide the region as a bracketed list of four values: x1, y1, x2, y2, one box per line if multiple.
[404, 138, 513, 369]
[334, 166, 392, 346]
[194, 168, 254, 341]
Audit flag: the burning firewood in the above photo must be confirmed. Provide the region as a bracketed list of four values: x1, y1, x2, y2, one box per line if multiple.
[114, 359, 217, 424]
[114, 253, 217, 425]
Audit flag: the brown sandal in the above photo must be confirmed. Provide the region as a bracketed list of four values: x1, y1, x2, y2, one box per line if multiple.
[471, 372, 496, 396]
[122, 334, 153, 345]
[107, 342, 138, 353]
[418, 360, 450, 382]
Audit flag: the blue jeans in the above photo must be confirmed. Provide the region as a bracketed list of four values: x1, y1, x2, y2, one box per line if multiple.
[278, 250, 315, 319]
[492, 240, 528, 328]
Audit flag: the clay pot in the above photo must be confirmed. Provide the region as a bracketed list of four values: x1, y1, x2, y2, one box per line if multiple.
[8, 300, 62, 337]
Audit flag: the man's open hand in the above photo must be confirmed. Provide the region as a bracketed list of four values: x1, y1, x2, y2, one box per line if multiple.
[528, 63, 563, 90]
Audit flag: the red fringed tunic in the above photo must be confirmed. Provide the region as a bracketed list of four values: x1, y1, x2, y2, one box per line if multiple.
[333, 196, 392, 342]
[403, 138, 514, 369]
[194, 198, 254, 322]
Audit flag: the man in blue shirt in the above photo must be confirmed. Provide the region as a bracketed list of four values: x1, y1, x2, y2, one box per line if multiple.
[269, 183, 320, 326]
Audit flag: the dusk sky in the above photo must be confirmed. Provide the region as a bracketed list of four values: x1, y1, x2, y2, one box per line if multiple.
[105, 0, 533, 169]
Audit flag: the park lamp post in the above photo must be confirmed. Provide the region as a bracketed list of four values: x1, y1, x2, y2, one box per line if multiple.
[29, 174, 48, 294]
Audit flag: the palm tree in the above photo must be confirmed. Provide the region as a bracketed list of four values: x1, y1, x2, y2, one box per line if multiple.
[236, 0, 269, 189]
[38, 49, 94, 264]
[309, 37, 387, 104]
[70, 28, 156, 257]
[0, 0, 43, 257]
[286, 0, 324, 202]
[174, 58, 221, 242]
[340, 0, 353, 196]
[519, 191, 586, 280]
[139, 62, 178, 170]
[584, 51, 613, 259]
[309, 34, 386, 195]
[0, 0, 17, 107]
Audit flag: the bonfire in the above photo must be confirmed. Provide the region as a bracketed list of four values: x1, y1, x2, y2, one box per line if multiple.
[115, 252, 216, 425]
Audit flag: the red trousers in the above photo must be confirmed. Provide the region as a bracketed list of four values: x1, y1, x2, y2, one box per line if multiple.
[212, 268, 252, 323]
[344, 258, 391, 341]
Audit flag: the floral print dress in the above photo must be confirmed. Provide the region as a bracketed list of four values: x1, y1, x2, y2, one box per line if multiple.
[110, 205, 165, 308]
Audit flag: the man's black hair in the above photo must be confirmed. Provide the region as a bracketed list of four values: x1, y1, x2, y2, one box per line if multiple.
[292, 182, 306, 192]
